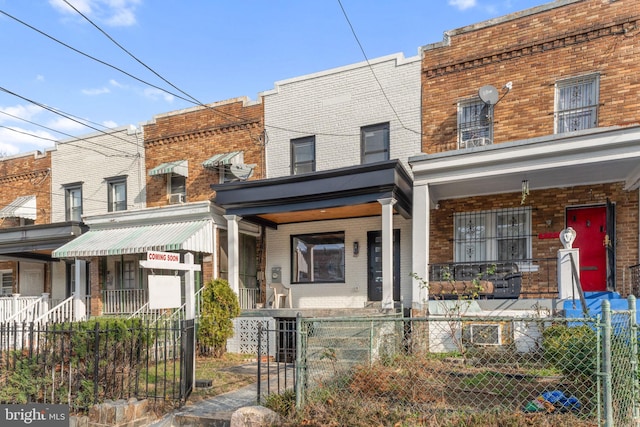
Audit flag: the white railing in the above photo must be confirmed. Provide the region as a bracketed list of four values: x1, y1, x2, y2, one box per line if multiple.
[102, 289, 147, 315]
[33, 297, 76, 324]
[238, 287, 260, 310]
[0, 294, 46, 322]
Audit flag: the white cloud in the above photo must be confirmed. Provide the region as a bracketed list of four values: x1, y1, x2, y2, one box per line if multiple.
[47, 116, 88, 133]
[35, 75, 45, 82]
[102, 120, 118, 128]
[82, 87, 111, 95]
[0, 104, 44, 124]
[143, 88, 174, 103]
[49, 0, 141, 27]
[449, 0, 477, 10]
[0, 126, 57, 155]
[109, 79, 127, 89]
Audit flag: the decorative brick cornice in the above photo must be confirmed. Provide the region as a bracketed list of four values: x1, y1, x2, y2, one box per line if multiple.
[424, 16, 639, 79]
[145, 119, 262, 147]
[0, 168, 50, 184]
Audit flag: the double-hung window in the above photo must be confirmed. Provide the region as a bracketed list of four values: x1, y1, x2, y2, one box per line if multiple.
[292, 232, 345, 283]
[458, 98, 492, 149]
[291, 136, 315, 175]
[361, 123, 389, 164]
[454, 208, 531, 263]
[64, 183, 83, 222]
[169, 173, 186, 204]
[107, 176, 127, 212]
[115, 260, 136, 289]
[555, 74, 599, 133]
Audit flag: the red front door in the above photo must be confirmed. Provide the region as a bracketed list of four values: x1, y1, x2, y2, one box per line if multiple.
[566, 206, 607, 292]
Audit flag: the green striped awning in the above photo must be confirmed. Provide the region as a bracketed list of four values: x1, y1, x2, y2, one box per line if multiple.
[0, 195, 37, 220]
[202, 151, 241, 169]
[148, 160, 188, 177]
[52, 220, 213, 258]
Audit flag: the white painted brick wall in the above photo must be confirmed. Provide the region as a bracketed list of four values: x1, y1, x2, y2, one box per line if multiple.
[265, 216, 412, 309]
[50, 126, 146, 222]
[262, 53, 421, 178]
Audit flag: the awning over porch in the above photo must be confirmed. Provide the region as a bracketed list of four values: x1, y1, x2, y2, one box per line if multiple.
[52, 219, 214, 258]
[0, 195, 36, 220]
[148, 160, 188, 177]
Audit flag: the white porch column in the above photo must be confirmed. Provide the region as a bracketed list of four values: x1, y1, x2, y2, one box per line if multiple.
[412, 184, 429, 309]
[378, 198, 396, 310]
[73, 259, 87, 321]
[558, 249, 581, 299]
[184, 252, 196, 320]
[224, 215, 241, 296]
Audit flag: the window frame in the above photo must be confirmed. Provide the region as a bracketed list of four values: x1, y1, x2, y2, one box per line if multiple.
[168, 173, 186, 203]
[64, 182, 83, 222]
[107, 176, 127, 212]
[115, 260, 137, 289]
[457, 98, 493, 149]
[0, 269, 13, 295]
[453, 208, 532, 263]
[554, 73, 600, 134]
[291, 231, 346, 284]
[361, 122, 390, 164]
[290, 136, 316, 175]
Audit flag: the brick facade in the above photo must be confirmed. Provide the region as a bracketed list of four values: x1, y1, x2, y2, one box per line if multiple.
[143, 97, 264, 207]
[421, 0, 640, 153]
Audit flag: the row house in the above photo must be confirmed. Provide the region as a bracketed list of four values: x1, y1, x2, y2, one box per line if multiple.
[52, 98, 264, 316]
[410, 0, 640, 315]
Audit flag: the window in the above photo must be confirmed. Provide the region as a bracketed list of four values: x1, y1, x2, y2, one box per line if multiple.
[292, 232, 345, 283]
[115, 261, 136, 289]
[64, 183, 83, 221]
[0, 270, 13, 295]
[454, 208, 531, 262]
[555, 74, 599, 133]
[169, 173, 186, 204]
[291, 136, 315, 175]
[458, 99, 492, 148]
[107, 177, 127, 212]
[361, 123, 389, 164]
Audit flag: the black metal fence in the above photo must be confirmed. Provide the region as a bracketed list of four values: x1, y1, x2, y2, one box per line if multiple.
[257, 318, 297, 404]
[0, 318, 194, 412]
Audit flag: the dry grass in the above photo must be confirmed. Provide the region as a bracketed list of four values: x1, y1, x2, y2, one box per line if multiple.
[186, 353, 256, 404]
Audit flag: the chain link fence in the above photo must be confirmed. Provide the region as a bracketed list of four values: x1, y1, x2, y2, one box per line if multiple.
[291, 302, 638, 426]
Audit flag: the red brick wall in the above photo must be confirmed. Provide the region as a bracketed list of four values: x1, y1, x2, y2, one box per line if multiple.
[143, 98, 264, 207]
[421, 0, 640, 153]
[429, 183, 638, 295]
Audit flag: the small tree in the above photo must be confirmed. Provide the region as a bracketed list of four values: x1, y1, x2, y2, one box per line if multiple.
[198, 278, 241, 357]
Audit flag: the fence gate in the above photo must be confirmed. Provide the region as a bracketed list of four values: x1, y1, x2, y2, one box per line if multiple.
[180, 318, 195, 402]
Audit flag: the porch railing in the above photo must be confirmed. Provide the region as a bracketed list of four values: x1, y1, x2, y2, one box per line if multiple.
[0, 295, 42, 322]
[428, 258, 558, 299]
[239, 287, 261, 310]
[101, 289, 147, 315]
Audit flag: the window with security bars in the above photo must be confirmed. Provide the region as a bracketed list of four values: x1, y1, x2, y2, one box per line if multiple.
[1, 270, 13, 295]
[458, 99, 492, 149]
[555, 74, 599, 133]
[454, 208, 531, 262]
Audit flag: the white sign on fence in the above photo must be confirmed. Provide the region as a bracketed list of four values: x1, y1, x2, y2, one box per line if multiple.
[148, 275, 181, 309]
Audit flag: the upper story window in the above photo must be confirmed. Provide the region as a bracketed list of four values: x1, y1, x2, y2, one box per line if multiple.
[458, 98, 492, 149]
[107, 176, 127, 212]
[292, 231, 345, 283]
[361, 123, 389, 164]
[291, 136, 315, 175]
[555, 74, 599, 133]
[169, 173, 186, 204]
[454, 208, 531, 263]
[64, 183, 83, 222]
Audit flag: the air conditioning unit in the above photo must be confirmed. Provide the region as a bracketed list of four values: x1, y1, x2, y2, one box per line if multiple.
[169, 193, 185, 204]
[467, 323, 502, 346]
[460, 137, 492, 149]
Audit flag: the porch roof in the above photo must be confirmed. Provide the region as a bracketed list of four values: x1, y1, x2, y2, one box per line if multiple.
[0, 221, 87, 262]
[52, 219, 214, 258]
[409, 125, 640, 204]
[211, 160, 413, 228]
[0, 195, 37, 220]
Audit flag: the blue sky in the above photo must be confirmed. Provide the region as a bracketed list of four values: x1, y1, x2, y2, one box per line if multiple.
[0, 0, 549, 155]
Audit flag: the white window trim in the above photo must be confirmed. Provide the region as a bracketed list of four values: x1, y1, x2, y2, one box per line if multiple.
[1, 269, 13, 295]
[554, 73, 600, 134]
[457, 98, 493, 149]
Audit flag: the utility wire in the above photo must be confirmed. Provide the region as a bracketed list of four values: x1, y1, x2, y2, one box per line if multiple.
[336, 0, 421, 136]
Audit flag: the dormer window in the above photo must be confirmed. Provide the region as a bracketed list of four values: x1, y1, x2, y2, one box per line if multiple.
[458, 98, 492, 149]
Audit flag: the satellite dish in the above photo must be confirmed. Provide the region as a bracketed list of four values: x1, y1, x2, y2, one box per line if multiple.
[228, 164, 255, 181]
[478, 85, 499, 105]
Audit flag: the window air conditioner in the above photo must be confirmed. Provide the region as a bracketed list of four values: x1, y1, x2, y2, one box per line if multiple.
[460, 137, 492, 149]
[169, 193, 185, 204]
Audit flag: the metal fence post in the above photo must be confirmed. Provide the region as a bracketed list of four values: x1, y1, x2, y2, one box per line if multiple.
[629, 295, 639, 424]
[295, 313, 304, 410]
[257, 322, 262, 404]
[602, 300, 613, 427]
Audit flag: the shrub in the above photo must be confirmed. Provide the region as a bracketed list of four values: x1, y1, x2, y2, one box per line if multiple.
[542, 323, 597, 376]
[197, 278, 240, 357]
